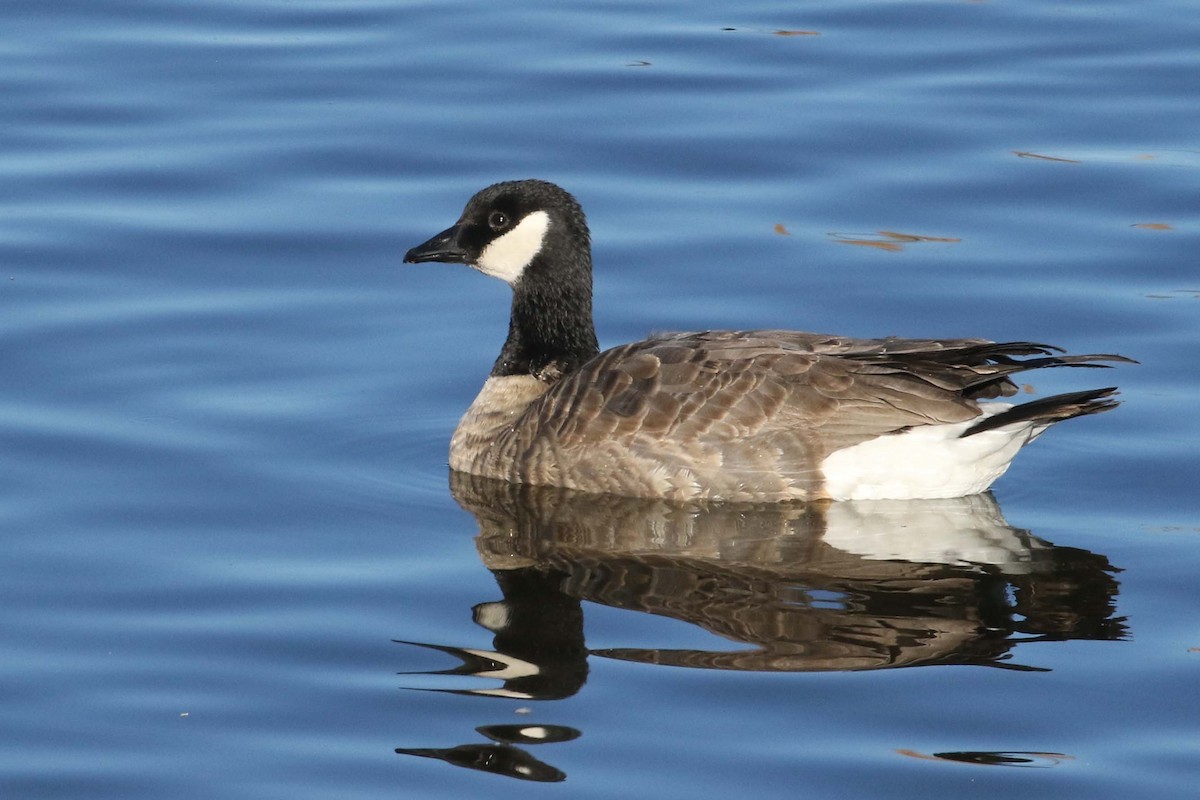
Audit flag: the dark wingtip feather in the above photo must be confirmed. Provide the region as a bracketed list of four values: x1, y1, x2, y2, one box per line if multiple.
[962, 387, 1121, 437]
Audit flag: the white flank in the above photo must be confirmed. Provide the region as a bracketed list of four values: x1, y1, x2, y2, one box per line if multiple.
[820, 404, 1048, 501]
[475, 209, 550, 284]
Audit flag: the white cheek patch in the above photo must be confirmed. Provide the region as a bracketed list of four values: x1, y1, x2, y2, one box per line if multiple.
[462, 648, 541, 680]
[475, 210, 550, 284]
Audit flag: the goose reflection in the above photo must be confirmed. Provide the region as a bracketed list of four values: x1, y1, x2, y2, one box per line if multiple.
[426, 471, 1124, 677]
[395, 472, 1124, 778]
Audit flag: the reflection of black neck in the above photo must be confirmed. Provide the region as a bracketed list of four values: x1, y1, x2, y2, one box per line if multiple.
[480, 567, 590, 699]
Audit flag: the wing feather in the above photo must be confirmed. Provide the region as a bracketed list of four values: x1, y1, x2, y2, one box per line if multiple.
[516, 330, 1126, 461]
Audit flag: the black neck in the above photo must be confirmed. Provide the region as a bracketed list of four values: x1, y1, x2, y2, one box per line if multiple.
[490, 250, 600, 381]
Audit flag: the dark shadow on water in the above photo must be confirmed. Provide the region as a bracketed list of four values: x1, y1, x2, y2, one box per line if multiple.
[395, 472, 1126, 780]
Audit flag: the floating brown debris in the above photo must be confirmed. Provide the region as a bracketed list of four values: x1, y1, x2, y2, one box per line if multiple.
[1132, 222, 1173, 231]
[773, 223, 792, 236]
[721, 27, 820, 36]
[1013, 151, 1082, 164]
[1145, 289, 1200, 300]
[830, 230, 962, 252]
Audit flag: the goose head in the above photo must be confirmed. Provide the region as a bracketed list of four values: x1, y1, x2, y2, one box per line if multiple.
[403, 180, 601, 380]
[404, 179, 591, 287]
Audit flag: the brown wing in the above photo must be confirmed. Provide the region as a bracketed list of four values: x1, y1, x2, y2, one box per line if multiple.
[519, 330, 1124, 456]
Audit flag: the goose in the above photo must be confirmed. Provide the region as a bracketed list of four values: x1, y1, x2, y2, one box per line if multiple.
[404, 179, 1130, 502]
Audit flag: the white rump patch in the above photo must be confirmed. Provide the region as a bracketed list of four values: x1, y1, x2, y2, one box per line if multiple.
[475, 209, 550, 284]
[820, 404, 1049, 500]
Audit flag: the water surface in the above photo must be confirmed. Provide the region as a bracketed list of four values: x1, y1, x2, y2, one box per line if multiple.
[3, 1, 1198, 798]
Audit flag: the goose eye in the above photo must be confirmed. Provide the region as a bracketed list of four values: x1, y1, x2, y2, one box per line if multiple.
[488, 211, 509, 230]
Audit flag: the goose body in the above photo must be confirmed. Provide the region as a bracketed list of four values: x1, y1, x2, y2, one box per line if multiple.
[404, 180, 1129, 502]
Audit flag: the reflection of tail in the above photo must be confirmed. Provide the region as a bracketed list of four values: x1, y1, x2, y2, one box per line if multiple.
[1009, 542, 1128, 642]
[964, 387, 1119, 436]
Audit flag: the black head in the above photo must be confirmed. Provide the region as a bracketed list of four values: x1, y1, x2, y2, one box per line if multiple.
[405, 180, 599, 379]
[403, 179, 590, 286]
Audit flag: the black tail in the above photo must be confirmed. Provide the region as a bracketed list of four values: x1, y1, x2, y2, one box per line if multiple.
[962, 387, 1121, 437]
[860, 340, 1135, 400]
[955, 345, 1135, 399]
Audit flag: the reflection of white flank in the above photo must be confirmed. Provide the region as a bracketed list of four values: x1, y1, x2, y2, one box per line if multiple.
[462, 648, 541, 680]
[820, 404, 1048, 500]
[476, 210, 550, 284]
[519, 727, 551, 740]
[822, 495, 1042, 571]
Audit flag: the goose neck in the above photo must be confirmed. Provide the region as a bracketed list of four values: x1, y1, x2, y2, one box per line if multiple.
[490, 253, 599, 381]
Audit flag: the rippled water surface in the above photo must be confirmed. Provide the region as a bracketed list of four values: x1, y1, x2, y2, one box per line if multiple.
[4, 1, 1198, 798]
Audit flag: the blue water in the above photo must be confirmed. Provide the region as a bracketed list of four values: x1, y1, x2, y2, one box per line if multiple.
[3, 1, 1198, 797]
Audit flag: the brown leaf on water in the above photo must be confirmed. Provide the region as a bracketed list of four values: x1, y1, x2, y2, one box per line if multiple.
[877, 231, 961, 244]
[773, 223, 792, 236]
[773, 30, 820, 36]
[1022, 383, 1036, 394]
[831, 230, 961, 252]
[1132, 222, 1173, 231]
[1013, 151, 1082, 164]
[839, 239, 903, 252]
[1144, 290, 1199, 300]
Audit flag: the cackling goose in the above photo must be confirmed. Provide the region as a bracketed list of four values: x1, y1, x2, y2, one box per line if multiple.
[404, 179, 1131, 502]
